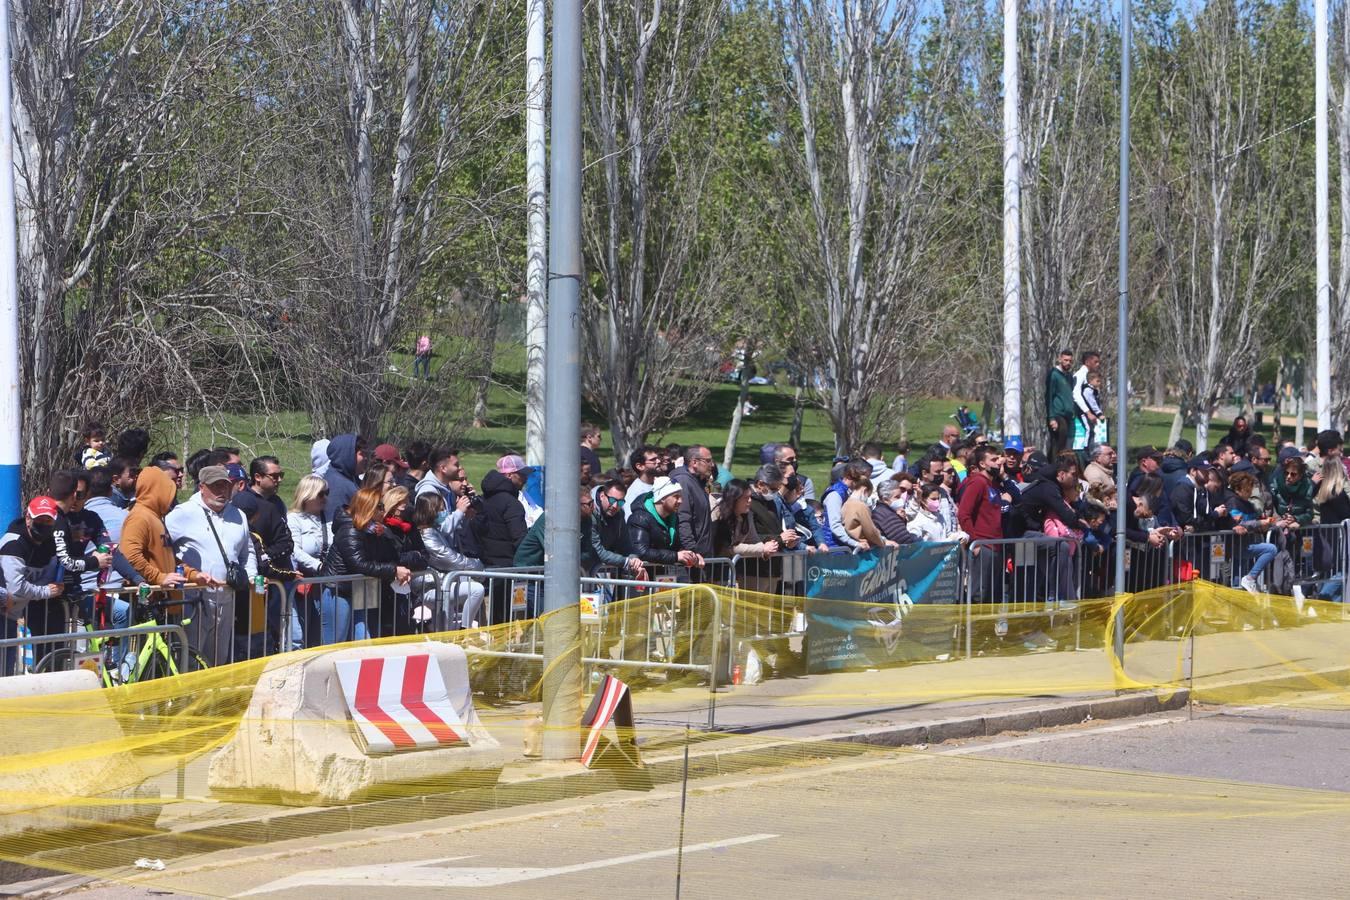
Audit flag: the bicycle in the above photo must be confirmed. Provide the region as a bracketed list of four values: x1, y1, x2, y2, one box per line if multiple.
[34, 588, 209, 685]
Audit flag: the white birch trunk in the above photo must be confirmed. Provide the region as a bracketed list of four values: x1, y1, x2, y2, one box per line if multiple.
[524, 0, 548, 467]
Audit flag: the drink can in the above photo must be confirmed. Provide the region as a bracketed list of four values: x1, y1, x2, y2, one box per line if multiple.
[732, 664, 743, 686]
[253, 574, 265, 593]
[138, 583, 151, 602]
[175, 565, 185, 577]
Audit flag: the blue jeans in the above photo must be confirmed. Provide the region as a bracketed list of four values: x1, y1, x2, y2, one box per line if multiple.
[1245, 542, 1278, 580]
[81, 593, 131, 666]
[316, 587, 371, 644]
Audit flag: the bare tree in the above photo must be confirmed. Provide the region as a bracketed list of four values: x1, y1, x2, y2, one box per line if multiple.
[581, 0, 729, 465]
[1336, 0, 1350, 426]
[1142, 0, 1301, 450]
[10, 0, 277, 486]
[777, 0, 960, 455]
[1017, 0, 1118, 437]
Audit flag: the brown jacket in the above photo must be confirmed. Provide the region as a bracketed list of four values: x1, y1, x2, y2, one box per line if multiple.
[121, 466, 203, 585]
[842, 497, 885, 549]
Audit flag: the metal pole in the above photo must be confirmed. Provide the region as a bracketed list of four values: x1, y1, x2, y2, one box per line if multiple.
[1316, 0, 1332, 431]
[1002, 0, 1022, 445]
[1113, 0, 1131, 664]
[524, 0, 548, 467]
[541, 0, 583, 761]
[0, 0, 21, 527]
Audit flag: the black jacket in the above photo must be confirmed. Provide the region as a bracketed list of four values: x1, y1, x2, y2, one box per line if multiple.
[1006, 467, 1083, 537]
[628, 496, 682, 565]
[670, 466, 713, 556]
[232, 490, 295, 579]
[1169, 476, 1210, 529]
[1160, 455, 1189, 498]
[473, 470, 527, 567]
[592, 506, 634, 558]
[873, 503, 917, 544]
[748, 493, 784, 547]
[322, 508, 424, 582]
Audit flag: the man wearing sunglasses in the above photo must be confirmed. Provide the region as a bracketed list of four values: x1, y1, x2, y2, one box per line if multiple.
[591, 480, 646, 579]
[233, 457, 295, 584]
[670, 445, 715, 565]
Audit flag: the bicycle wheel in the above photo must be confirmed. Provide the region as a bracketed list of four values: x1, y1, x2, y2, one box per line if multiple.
[33, 647, 74, 673]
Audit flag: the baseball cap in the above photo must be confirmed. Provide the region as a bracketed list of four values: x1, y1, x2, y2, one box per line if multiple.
[26, 496, 59, 521]
[198, 465, 231, 486]
[496, 454, 534, 477]
[652, 476, 682, 502]
[1277, 445, 1303, 464]
[374, 443, 408, 469]
[225, 462, 248, 483]
[1003, 435, 1024, 453]
[1186, 457, 1212, 472]
[1136, 445, 1164, 463]
[1231, 459, 1257, 474]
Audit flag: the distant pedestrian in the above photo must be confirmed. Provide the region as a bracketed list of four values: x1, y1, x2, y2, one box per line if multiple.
[413, 334, 432, 379]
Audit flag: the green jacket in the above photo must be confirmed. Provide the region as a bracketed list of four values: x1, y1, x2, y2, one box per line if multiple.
[1045, 366, 1076, 420]
[1270, 473, 1317, 525]
[512, 511, 626, 573]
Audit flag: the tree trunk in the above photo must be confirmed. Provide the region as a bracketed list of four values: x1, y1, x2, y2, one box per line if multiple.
[1167, 409, 1184, 448]
[789, 379, 805, 449]
[1195, 411, 1211, 453]
[472, 297, 501, 429]
[723, 341, 756, 471]
[523, 0, 548, 466]
[1295, 391, 1306, 450]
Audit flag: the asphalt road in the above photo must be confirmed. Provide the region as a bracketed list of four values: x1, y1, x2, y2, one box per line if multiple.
[64, 707, 1350, 900]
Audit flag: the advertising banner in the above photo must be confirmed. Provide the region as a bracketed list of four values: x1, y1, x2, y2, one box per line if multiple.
[804, 543, 961, 673]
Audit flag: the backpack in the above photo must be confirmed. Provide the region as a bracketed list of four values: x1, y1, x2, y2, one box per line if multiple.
[1268, 549, 1295, 597]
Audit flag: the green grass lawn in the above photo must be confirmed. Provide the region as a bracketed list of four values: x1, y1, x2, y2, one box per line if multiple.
[176, 348, 1227, 497]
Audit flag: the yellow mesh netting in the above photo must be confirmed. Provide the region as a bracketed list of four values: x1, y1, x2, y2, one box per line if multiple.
[0, 579, 1345, 883]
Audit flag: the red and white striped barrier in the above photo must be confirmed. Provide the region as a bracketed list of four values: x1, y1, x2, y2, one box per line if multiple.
[335, 654, 466, 754]
[580, 674, 639, 768]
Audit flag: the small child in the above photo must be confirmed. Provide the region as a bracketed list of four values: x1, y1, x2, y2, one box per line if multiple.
[80, 422, 110, 470]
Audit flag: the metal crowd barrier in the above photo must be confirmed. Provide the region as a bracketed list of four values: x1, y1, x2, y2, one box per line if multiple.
[0, 623, 190, 678]
[437, 569, 724, 728]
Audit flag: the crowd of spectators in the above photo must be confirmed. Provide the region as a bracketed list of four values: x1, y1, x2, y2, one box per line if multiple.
[2, 363, 1349, 666]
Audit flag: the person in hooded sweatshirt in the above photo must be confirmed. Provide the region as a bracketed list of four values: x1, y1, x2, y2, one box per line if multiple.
[122, 466, 214, 590]
[310, 438, 331, 478]
[473, 455, 531, 624]
[323, 434, 366, 520]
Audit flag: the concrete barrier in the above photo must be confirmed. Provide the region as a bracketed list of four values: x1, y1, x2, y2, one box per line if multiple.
[209, 642, 510, 806]
[0, 670, 156, 839]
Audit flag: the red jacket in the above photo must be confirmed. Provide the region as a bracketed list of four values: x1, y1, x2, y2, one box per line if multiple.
[957, 470, 1004, 542]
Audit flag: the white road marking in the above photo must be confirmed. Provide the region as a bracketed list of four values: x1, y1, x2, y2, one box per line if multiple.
[135, 716, 1190, 886]
[939, 715, 1187, 755]
[235, 834, 778, 895]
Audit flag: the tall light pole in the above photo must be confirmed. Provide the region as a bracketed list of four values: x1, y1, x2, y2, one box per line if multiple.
[524, 0, 548, 467]
[1316, 0, 1332, 431]
[1002, 0, 1022, 446]
[0, 0, 21, 527]
[541, 0, 583, 760]
[1114, 0, 1132, 626]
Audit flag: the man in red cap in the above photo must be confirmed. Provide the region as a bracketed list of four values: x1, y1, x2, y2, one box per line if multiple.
[0, 497, 69, 638]
[373, 443, 408, 472]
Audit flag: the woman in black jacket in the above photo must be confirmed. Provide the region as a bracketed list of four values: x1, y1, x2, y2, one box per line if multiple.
[319, 486, 425, 642]
[379, 486, 428, 635]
